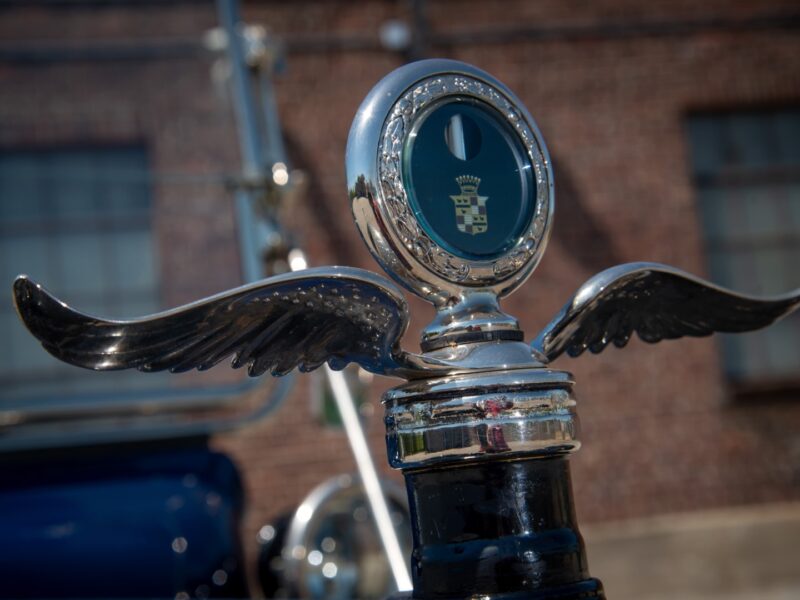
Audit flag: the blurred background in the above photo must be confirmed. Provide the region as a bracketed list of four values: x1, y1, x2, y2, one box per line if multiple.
[0, 1, 799, 599]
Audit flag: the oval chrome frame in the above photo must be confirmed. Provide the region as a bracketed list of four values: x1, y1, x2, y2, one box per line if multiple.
[347, 59, 554, 306]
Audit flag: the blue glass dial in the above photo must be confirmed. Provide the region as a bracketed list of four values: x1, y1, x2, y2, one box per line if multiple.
[403, 98, 535, 260]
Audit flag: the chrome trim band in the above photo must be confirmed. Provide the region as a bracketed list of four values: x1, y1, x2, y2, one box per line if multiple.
[383, 368, 580, 469]
[420, 328, 524, 352]
[385, 366, 572, 400]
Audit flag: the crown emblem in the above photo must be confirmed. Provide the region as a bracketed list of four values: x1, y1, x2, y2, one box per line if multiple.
[455, 175, 481, 193]
[450, 175, 489, 235]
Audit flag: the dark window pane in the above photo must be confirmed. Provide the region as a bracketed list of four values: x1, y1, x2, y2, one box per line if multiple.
[687, 116, 726, 177]
[55, 232, 107, 296]
[725, 114, 773, 168]
[0, 236, 52, 286]
[112, 231, 158, 293]
[687, 111, 800, 386]
[0, 157, 45, 223]
[50, 153, 99, 220]
[0, 146, 165, 404]
[772, 111, 800, 164]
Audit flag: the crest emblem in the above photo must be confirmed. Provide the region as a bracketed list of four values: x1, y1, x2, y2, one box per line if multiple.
[450, 175, 488, 235]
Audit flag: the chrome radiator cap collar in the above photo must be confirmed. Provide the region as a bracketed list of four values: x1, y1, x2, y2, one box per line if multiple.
[383, 367, 580, 470]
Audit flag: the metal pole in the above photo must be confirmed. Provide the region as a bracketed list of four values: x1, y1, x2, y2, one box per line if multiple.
[256, 67, 287, 167]
[217, 0, 262, 283]
[324, 366, 413, 592]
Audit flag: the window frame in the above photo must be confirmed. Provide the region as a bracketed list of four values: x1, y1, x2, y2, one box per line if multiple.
[685, 108, 800, 398]
[0, 143, 279, 450]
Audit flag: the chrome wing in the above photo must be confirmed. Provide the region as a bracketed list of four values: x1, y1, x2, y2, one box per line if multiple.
[532, 262, 800, 363]
[14, 267, 417, 378]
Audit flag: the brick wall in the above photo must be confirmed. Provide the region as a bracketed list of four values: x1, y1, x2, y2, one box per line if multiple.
[1, 0, 799, 567]
[232, 0, 800, 536]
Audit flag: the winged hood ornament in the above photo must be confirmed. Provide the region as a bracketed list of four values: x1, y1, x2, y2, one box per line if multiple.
[13, 62, 799, 381]
[10, 58, 800, 600]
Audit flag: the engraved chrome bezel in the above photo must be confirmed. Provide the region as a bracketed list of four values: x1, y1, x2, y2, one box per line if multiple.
[347, 59, 554, 306]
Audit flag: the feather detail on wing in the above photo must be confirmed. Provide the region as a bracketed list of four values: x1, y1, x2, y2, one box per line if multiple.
[13, 267, 411, 377]
[531, 262, 800, 363]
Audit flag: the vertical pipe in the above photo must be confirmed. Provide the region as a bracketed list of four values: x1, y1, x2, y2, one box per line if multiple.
[257, 68, 287, 167]
[217, 0, 262, 283]
[324, 367, 413, 592]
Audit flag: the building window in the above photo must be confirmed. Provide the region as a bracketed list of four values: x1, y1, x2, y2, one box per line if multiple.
[0, 146, 166, 404]
[687, 109, 800, 393]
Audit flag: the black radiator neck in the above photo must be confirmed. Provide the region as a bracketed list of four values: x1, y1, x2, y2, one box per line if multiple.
[383, 367, 604, 599]
[402, 457, 602, 600]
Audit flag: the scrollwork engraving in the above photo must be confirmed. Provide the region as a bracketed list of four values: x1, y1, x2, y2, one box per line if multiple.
[377, 74, 550, 286]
